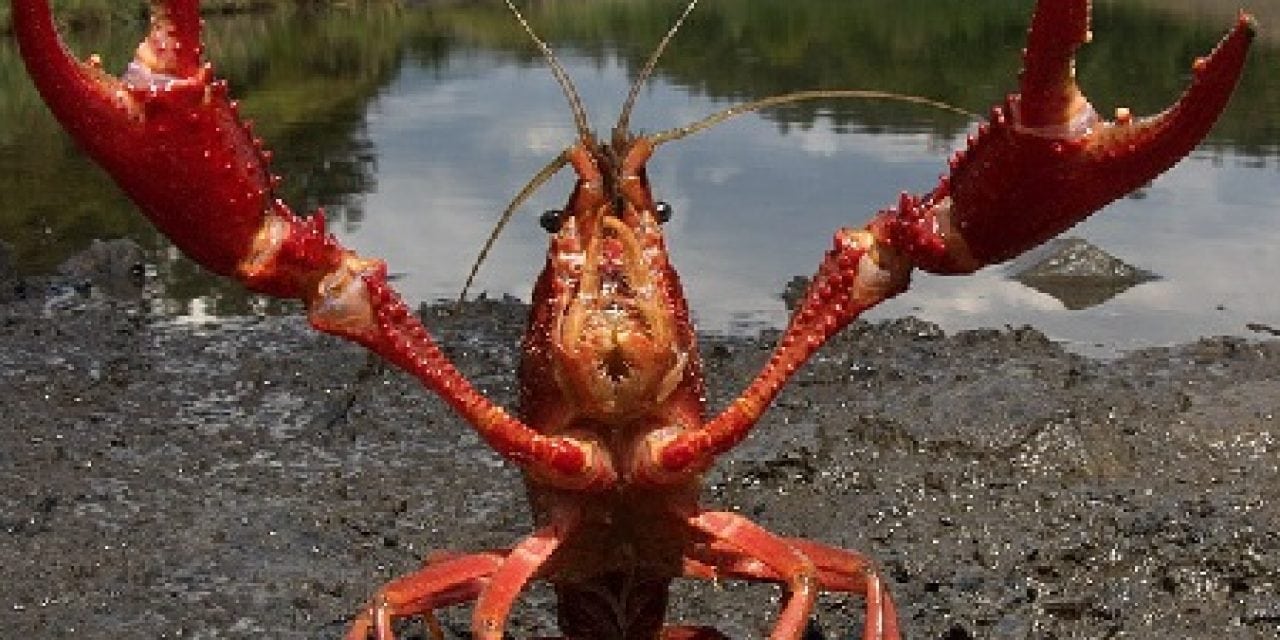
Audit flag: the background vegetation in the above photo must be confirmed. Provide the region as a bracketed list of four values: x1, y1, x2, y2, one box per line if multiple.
[2, 0, 1274, 309]
[0, 0, 399, 33]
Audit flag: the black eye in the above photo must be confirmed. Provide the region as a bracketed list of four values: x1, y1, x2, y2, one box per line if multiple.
[540, 209, 563, 233]
[655, 201, 673, 224]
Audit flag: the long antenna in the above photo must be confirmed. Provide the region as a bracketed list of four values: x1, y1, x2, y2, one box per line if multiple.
[459, 2, 589, 304]
[614, 0, 700, 140]
[504, 0, 592, 141]
[458, 150, 571, 304]
[651, 89, 979, 147]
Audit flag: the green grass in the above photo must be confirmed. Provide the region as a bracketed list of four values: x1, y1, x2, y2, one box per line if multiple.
[0, 1, 395, 33]
[1, 1, 137, 30]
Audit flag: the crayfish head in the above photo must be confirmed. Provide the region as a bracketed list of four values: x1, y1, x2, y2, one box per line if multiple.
[504, 0, 705, 430]
[530, 138, 699, 423]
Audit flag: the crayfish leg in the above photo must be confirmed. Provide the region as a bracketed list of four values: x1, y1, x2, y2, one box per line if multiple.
[530, 626, 729, 640]
[345, 551, 504, 640]
[472, 524, 565, 640]
[685, 511, 821, 640]
[782, 539, 901, 640]
[681, 514, 900, 640]
[658, 627, 733, 640]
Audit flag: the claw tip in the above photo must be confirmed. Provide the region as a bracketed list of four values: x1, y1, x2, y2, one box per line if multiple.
[1239, 12, 1258, 37]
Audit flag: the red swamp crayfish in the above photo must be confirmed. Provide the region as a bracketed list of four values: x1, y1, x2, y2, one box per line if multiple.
[11, 0, 1255, 638]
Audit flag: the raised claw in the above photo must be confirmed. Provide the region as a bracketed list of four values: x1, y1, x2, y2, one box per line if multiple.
[14, 0, 615, 500]
[660, 0, 1255, 478]
[12, 0, 342, 299]
[876, 0, 1256, 273]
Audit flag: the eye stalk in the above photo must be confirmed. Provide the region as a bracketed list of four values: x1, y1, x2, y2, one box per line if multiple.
[654, 201, 673, 224]
[540, 209, 564, 233]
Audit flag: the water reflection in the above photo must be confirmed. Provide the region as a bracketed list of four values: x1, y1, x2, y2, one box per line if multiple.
[2, 1, 1278, 355]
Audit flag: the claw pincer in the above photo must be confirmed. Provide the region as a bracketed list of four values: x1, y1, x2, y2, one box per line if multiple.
[655, 1, 1255, 476]
[15, 0, 606, 503]
[13, 0, 347, 302]
[880, 6, 1256, 274]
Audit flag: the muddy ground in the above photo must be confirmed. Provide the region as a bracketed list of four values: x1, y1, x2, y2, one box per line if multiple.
[0, 247, 1277, 639]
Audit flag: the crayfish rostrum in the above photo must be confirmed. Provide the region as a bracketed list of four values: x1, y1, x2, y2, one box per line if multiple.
[11, 0, 1255, 637]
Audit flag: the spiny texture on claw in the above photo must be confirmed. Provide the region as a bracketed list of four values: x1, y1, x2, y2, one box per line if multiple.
[1018, 0, 1092, 129]
[16, 0, 610, 499]
[901, 2, 1255, 273]
[658, 0, 1255, 482]
[12, 0, 341, 299]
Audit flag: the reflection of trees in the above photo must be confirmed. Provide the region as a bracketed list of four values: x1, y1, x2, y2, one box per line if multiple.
[202, 7, 407, 229]
[0, 6, 423, 315]
[0, 26, 149, 275]
[153, 6, 414, 315]
[448, 0, 1278, 155]
[5, 1, 1277, 316]
[1086, 3, 1278, 156]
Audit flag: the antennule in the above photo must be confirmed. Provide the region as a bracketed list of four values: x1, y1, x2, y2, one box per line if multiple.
[458, 150, 571, 304]
[615, 0, 701, 141]
[504, 0, 593, 141]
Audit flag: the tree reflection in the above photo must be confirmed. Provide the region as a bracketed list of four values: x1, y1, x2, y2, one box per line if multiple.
[2, 0, 1275, 317]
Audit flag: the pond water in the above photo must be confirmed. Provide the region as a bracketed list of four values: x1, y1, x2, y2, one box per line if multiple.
[2, 0, 1278, 356]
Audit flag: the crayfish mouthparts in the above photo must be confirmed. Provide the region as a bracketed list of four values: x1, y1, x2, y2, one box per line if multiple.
[551, 204, 688, 417]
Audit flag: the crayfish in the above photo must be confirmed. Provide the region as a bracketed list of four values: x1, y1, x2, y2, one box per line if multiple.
[12, 0, 1255, 637]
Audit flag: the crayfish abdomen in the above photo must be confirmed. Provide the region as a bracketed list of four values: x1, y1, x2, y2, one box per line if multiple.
[527, 482, 702, 639]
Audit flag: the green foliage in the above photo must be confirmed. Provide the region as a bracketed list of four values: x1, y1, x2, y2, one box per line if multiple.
[450, 0, 1277, 150]
[1, 0, 1274, 298]
[0, 1, 139, 32]
[0, 3, 410, 281]
[0, 1, 385, 33]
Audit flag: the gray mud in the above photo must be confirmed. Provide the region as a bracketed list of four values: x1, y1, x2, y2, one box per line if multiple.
[1, 257, 1277, 639]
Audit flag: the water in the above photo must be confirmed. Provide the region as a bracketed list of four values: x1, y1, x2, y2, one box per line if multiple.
[2, 1, 1277, 355]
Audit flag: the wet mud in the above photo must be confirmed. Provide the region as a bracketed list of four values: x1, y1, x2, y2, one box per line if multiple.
[1, 249, 1277, 639]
